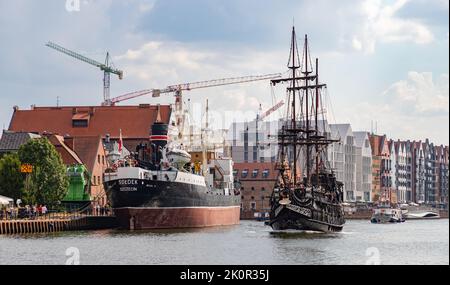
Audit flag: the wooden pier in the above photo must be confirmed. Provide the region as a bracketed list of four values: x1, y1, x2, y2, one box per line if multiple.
[0, 216, 117, 235]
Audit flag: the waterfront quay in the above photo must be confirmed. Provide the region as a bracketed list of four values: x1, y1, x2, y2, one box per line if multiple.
[0, 215, 117, 235]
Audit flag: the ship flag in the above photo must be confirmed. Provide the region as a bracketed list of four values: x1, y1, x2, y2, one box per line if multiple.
[119, 129, 123, 153]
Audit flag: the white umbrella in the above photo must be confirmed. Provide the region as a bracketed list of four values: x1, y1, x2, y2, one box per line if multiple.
[0, 195, 14, 205]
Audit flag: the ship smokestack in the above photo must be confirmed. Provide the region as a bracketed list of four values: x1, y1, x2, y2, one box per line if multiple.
[150, 105, 168, 164]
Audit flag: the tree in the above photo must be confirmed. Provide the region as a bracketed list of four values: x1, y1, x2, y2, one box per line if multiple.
[0, 152, 24, 201]
[18, 138, 69, 207]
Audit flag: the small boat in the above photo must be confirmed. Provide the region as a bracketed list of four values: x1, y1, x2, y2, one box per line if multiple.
[166, 148, 191, 169]
[370, 205, 405, 223]
[405, 211, 440, 220]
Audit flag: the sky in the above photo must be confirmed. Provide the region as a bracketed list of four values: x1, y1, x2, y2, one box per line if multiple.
[0, 0, 448, 144]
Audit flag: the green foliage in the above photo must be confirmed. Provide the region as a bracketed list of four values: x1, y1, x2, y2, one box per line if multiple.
[18, 138, 69, 207]
[0, 152, 24, 201]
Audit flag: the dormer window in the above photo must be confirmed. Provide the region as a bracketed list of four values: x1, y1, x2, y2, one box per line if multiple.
[262, 169, 270, 178]
[252, 169, 259, 178]
[241, 169, 248, 178]
[72, 113, 90, 128]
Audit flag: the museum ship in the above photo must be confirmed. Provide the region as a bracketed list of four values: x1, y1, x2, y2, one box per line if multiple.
[104, 110, 240, 230]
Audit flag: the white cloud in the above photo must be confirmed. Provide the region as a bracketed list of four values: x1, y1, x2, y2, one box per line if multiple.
[339, 71, 449, 144]
[383, 71, 449, 115]
[139, 0, 154, 13]
[352, 0, 434, 54]
[113, 40, 285, 129]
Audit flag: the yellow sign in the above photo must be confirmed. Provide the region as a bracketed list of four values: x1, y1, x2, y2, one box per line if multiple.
[20, 164, 33, 173]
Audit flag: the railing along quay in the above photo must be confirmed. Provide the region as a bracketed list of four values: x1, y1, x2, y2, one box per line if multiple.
[0, 209, 117, 235]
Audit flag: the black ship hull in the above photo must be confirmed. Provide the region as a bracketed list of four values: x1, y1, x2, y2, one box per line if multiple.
[269, 190, 345, 233]
[104, 178, 241, 229]
[269, 205, 344, 233]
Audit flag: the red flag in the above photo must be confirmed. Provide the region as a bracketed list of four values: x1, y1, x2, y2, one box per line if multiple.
[118, 129, 123, 153]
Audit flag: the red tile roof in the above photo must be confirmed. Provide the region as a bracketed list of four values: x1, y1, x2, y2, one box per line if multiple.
[70, 136, 104, 174]
[8, 105, 171, 139]
[47, 135, 83, 165]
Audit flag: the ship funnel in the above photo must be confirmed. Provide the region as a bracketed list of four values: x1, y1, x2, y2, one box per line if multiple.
[150, 122, 169, 164]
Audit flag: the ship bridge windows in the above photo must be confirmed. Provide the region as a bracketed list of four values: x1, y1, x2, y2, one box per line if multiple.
[252, 169, 259, 178]
[241, 169, 249, 178]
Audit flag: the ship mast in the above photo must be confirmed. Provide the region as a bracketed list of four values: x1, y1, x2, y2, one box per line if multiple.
[271, 27, 338, 191]
[290, 27, 299, 186]
[304, 35, 310, 185]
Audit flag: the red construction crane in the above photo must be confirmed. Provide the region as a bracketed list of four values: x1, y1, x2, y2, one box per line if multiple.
[258, 100, 285, 122]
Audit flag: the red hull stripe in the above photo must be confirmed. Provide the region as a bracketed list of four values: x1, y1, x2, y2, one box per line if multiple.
[149, 135, 169, 141]
[115, 206, 241, 229]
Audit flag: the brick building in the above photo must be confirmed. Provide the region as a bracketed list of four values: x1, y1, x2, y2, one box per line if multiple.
[8, 104, 171, 152]
[369, 134, 394, 203]
[233, 162, 278, 219]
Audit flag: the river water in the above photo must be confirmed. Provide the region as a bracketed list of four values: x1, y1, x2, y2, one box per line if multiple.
[0, 219, 448, 265]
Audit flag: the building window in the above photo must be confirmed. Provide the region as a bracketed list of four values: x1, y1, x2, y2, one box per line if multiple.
[250, 202, 256, 210]
[241, 169, 248, 178]
[251, 196, 255, 200]
[233, 169, 239, 176]
[261, 187, 265, 191]
[241, 196, 245, 200]
[262, 169, 270, 178]
[98, 155, 101, 164]
[98, 176, 101, 184]
[72, 119, 88, 128]
[251, 187, 255, 191]
[102, 156, 105, 165]
[252, 169, 259, 178]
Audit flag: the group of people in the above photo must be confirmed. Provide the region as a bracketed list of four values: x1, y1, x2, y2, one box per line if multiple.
[0, 204, 48, 220]
[87, 204, 112, 216]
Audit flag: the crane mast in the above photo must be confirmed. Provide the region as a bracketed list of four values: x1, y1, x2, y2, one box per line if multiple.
[46, 42, 123, 105]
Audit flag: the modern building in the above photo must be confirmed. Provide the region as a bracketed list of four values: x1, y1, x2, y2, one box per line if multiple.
[393, 141, 408, 203]
[329, 124, 356, 202]
[233, 162, 278, 219]
[227, 120, 281, 163]
[353, 132, 372, 202]
[412, 141, 425, 203]
[389, 140, 398, 203]
[403, 141, 414, 202]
